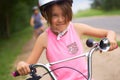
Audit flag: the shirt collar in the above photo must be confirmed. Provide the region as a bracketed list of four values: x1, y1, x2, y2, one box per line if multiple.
[57, 22, 70, 40]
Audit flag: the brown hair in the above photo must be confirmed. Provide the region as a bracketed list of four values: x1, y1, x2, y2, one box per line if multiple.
[40, 1, 73, 25]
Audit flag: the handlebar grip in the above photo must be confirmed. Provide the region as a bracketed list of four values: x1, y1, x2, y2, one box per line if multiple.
[12, 64, 36, 77]
[12, 71, 20, 77]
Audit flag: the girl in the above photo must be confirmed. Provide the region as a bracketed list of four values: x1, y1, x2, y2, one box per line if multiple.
[16, 0, 118, 80]
[30, 6, 45, 39]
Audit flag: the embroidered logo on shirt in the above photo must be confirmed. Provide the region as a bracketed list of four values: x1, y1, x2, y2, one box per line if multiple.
[67, 42, 78, 54]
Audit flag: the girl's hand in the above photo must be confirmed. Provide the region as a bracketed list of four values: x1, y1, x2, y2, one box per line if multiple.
[107, 37, 118, 51]
[17, 61, 30, 76]
[106, 30, 118, 51]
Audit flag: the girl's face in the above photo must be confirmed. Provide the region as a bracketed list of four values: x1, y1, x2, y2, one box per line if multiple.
[34, 9, 39, 14]
[50, 5, 69, 33]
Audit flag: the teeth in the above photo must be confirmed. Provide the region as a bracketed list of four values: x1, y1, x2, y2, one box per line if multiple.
[52, 30, 60, 33]
[54, 31, 60, 34]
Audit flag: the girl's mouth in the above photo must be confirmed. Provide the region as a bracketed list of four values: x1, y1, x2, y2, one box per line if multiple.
[52, 29, 61, 34]
[57, 24, 65, 26]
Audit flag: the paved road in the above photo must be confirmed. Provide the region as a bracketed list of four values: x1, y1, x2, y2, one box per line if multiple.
[73, 16, 120, 34]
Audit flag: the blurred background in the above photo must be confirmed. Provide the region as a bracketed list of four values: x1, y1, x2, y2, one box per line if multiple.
[0, 0, 120, 80]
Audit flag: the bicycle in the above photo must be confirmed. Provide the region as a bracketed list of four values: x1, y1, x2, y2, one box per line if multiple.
[12, 38, 110, 80]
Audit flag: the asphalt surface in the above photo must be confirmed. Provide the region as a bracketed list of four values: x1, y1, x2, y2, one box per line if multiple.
[73, 16, 120, 35]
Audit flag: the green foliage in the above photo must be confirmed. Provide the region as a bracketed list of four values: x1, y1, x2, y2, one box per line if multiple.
[0, 0, 37, 38]
[118, 41, 120, 47]
[0, 27, 32, 80]
[10, 2, 30, 33]
[74, 9, 120, 18]
[74, 9, 104, 18]
[92, 0, 120, 10]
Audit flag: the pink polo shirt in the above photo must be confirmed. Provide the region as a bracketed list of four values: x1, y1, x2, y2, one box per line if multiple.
[46, 22, 87, 80]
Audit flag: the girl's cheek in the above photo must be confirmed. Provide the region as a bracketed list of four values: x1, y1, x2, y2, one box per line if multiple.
[52, 18, 58, 25]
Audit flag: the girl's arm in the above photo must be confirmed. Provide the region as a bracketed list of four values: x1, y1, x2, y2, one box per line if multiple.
[17, 32, 47, 75]
[74, 23, 117, 51]
[26, 33, 47, 64]
[30, 17, 34, 27]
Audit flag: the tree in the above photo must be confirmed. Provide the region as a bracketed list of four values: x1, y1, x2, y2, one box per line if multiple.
[0, 0, 37, 38]
[92, 0, 120, 10]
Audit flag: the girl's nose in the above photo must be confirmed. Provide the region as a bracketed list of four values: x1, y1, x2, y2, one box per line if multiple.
[58, 16, 64, 22]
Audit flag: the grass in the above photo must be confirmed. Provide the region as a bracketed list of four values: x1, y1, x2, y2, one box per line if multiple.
[74, 9, 120, 18]
[0, 27, 32, 80]
[118, 41, 120, 47]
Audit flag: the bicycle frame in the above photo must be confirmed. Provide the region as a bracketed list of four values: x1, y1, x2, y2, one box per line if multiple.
[13, 38, 110, 80]
[31, 44, 99, 80]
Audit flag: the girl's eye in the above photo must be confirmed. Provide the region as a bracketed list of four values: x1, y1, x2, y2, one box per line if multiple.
[52, 14, 58, 17]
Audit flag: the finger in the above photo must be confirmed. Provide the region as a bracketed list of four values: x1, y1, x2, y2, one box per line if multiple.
[109, 42, 115, 51]
[17, 69, 22, 75]
[23, 65, 30, 75]
[24, 66, 30, 75]
[19, 65, 27, 75]
[109, 44, 114, 51]
[112, 43, 116, 49]
[109, 48, 113, 51]
[20, 67, 26, 75]
[23, 66, 28, 75]
[109, 42, 117, 51]
[17, 67, 23, 75]
[112, 42, 118, 49]
[26, 66, 30, 73]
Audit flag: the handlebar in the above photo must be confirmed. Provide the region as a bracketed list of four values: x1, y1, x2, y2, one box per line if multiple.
[12, 38, 111, 80]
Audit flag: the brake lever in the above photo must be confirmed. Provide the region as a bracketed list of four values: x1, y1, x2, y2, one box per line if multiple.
[26, 65, 41, 80]
[26, 76, 41, 80]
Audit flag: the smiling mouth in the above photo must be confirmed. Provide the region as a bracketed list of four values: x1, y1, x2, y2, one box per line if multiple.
[57, 23, 65, 26]
[51, 30, 61, 35]
[52, 29, 60, 33]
